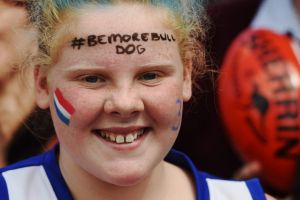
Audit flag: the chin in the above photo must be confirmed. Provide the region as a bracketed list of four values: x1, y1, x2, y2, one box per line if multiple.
[107, 170, 147, 187]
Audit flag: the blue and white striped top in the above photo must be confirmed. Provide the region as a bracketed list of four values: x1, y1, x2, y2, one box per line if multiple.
[0, 145, 266, 200]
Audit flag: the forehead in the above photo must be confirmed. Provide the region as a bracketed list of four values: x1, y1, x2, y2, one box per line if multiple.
[74, 4, 169, 34]
[56, 3, 181, 68]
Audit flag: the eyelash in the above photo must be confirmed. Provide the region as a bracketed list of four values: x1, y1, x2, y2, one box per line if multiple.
[139, 72, 161, 81]
[138, 71, 164, 85]
[78, 75, 105, 84]
[76, 71, 164, 87]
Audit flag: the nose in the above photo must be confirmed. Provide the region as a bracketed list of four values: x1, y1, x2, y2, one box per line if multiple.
[104, 87, 144, 118]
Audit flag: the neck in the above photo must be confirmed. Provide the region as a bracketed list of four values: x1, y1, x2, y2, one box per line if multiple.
[59, 149, 169, 200]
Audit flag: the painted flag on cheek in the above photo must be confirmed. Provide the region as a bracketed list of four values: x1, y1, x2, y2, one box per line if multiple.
[53, 88, 75, 125]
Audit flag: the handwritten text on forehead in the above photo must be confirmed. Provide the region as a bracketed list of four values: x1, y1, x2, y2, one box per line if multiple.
[71, 32, 176, 55]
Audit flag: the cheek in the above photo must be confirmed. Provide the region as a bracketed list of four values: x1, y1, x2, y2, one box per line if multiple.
[144, 83, 183, 131]
[150, 98, 182, 131]
[70, 91, 104, 129]
[51, 88, 103, 130]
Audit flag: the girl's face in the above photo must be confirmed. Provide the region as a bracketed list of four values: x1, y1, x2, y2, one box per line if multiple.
[36, 4, 192, 186]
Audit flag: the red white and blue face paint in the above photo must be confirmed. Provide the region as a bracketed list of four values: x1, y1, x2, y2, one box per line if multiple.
[53, 88, 75, 126]
[171, 98, 182, 132]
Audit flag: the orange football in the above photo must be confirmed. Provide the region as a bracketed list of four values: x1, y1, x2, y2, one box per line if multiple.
[218, 28, 300, 193]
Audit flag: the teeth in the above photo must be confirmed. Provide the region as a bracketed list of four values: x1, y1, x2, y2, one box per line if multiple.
[125, 134, 134, 143]
[101, 132, 105, 138]
[137, 129, 143, 136]
[97, 129, 146, 144]
[116, 135, 125, 143]
[109, 134, 116, 142]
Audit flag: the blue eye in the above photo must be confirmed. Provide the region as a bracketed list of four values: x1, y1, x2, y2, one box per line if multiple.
[140, 72, 160, 81]
[138, 71, 163, 86]
[79, 75, 105, 84]
[84, 76, 101, 83]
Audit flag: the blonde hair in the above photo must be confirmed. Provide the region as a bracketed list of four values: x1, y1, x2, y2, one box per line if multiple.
[26, 0, 207, 89]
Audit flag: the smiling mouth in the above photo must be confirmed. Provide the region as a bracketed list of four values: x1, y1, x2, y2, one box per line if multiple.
[91, 128, 149, 144]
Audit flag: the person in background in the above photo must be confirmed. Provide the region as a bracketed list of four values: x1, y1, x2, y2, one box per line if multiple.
[0, 0, 55, 166]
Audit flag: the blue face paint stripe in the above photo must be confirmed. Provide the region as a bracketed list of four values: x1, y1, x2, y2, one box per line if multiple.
[171, 126, 179, 132]
[54, 99, 70, 125]
[171, 98, 182, 131]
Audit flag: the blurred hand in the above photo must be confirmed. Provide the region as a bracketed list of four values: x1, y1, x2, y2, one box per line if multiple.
[0, 0, 27, 80]
[233, 161, 262, 180]
[0, 0, 36, 167]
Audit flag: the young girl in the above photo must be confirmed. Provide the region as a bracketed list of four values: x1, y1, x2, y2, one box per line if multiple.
[0, 0, 274, 199]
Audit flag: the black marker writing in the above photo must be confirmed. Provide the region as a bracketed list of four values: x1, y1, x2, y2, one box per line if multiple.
[141, 33, 149, 41]
[70, 32, 176, 55]
[132, 33, 140, 41]
[151, 33, 176, 42]
[116, 44, 146, 55]
[71, 37, 86, 50]
[87, 35, 97, 46]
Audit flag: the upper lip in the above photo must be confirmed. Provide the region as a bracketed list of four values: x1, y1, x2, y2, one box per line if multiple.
[93, 126, 147, 135]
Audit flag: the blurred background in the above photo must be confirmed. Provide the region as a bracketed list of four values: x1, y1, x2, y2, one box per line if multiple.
[175, 0, 300, 198]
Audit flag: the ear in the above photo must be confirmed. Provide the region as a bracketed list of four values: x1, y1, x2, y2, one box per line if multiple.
[34, 66, 50, 109]
[182, 57, 192, 102]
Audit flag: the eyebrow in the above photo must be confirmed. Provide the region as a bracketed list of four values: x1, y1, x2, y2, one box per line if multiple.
[63, 63, 103, 71]
[137, 63, 177, 70]
[64, 62, 178, 72]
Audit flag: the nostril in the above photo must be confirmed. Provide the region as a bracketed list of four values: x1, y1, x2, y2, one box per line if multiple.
[111, 110, 140, 118]
[111, 111, 119, 116]
[132, 111, 140, 116]
[103, 94, 144, 116]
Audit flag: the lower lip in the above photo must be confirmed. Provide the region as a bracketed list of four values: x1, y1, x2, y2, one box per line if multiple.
[94, 130, 149, 151]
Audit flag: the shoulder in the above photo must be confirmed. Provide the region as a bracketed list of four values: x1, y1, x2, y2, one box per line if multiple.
[203, 176, 267, 200]
[265, 193, 277, 200]
[0, 149, 51, 186]
[0, 149, 57, 199]
[167, 149, 267, 200]
[0, 149, 50, 174]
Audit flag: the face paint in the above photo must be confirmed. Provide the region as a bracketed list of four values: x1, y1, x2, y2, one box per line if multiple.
[171, 98, 182, 132]
[70, 32, 176, 55]
[53, 88, 75, 125]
